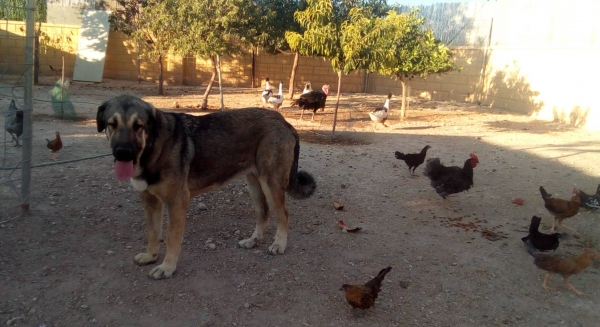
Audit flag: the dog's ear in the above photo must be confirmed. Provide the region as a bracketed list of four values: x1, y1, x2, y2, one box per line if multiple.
[96, 100, 108, 132]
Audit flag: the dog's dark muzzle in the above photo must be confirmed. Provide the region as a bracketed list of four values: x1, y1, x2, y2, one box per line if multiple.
[113, 143, 135, 162]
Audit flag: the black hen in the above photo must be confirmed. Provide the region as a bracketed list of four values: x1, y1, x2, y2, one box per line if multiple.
[521, 216, 561, 251]
[573, 185, 600, 210]
[424, 153, 479, 206]
[290, 84, 330, 121]
[5, 99, 24, 146]
[395, 145, 431, 176]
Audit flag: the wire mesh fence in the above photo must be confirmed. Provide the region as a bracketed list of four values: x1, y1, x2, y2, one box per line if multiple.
[1, 0, 35, 222]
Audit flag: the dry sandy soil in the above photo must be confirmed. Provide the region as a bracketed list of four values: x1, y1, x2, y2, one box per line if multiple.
[1, 77, 599, 327]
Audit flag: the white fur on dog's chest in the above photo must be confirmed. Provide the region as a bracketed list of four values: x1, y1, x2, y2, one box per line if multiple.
[130, 178, 148, 192]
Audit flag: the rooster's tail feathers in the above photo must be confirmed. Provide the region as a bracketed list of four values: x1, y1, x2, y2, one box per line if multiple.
[529, 216, 542, 234]
[423, 157, 442, 178]
[539, 186, 552, 200]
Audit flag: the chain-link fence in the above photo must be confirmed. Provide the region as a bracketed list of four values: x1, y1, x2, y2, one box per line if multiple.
[1, 0, 35, 222]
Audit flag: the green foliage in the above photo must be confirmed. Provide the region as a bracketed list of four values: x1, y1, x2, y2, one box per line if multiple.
[0, 0, 47, 22]
[285, 0, 392, 74]
[371, 9, 458, 80]
[170, 0, 254, 59]
[130, 0, 178, 61]
[247, 0, 306, 53]
[109, 0, 146, 36]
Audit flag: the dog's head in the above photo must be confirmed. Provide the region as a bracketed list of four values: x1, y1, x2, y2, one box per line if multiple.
[97, 95, 159, 180]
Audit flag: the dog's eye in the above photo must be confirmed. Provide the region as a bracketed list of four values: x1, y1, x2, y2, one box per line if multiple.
[133, 123, 144, 131]
[108, 122, 117, 128]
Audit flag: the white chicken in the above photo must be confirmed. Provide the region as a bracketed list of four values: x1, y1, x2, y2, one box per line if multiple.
[302, 81, 312, 94]
[261, 77, 272, 105]
[369, 93, 392, 130]
[267, 82, 284, 111]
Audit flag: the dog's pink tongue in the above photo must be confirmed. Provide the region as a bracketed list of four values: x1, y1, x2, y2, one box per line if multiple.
[115, 160, 134, 181]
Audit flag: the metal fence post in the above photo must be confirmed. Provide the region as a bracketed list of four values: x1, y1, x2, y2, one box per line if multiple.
[21, 0, 35, 215]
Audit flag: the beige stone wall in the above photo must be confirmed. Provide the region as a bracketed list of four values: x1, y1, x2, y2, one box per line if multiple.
[367, 48, 485, 103]
[0, 7, 600, 130]
[0, 21, 80, 77]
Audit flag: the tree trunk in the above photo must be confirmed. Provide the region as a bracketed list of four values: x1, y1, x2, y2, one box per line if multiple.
[201, 57, 218, 110]
[400, 76, 406, 120]
[137, 42, 141, 83]
[331, 70, 342, 139]
[34, 25, 40, 85]
[216, 54, 224, 111]
[407, 85, 411, 113]
[251, 46, 256, 88]
[158, 54, 164, 96]
[288, 51, 299, 100]
[61, 55, 65, 85]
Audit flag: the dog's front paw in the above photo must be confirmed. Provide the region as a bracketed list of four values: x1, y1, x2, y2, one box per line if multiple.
[134, 252, 158, 266]
[148, 263, 176, 279]
[238, 237, 259, 249]
[267, 241, 286, 255]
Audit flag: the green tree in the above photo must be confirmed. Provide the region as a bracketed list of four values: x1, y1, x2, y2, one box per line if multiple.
[129, 0, 180, 95]
[372, 9, 458, 119]
[109, 0, 146, 84]
[171, 0, 255, 109]
[285, 0, 391, 137]
[246, 0, 306, 97]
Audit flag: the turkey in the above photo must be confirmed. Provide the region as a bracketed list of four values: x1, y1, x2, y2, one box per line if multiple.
[302, 81, 313, 94]
[260, 77, 272, 105]
[4, 99, 24, 146]
[369, 93, 391, 130]
[267, 82, 284, 111]
[290, 84, 330, 121]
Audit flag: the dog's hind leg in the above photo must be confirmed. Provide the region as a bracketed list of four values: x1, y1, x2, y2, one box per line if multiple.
[134, 191, 163, 266]
[148, 185, 190, 279]
[238, 173, 270, 249]
[261, 180, 289, 255]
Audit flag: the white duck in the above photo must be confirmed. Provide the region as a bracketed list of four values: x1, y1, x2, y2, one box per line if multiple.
[369, 93, 392, 130]
[261, 77, 272, 105]
[267, 82, 284, 111]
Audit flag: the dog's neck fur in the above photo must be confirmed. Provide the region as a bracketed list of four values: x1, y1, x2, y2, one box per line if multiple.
[130, 177, 148, 192]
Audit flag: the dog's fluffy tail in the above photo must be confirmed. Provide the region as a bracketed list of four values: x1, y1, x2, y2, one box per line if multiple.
[287, 134, 316, 199]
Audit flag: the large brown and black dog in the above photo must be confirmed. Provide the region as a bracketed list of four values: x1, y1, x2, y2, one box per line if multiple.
[97, 95, 316, 279]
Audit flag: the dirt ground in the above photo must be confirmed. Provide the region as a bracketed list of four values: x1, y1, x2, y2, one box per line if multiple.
[1, 77, 600, 327]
